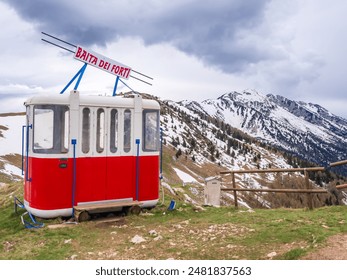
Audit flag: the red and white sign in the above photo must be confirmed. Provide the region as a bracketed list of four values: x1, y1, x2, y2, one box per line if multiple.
[74, 45, 132, 79]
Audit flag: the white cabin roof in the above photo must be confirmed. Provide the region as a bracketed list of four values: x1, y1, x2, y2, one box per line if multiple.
[24, 91, 160, 110]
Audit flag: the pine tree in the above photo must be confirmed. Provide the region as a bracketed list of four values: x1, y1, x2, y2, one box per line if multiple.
[175, 148, 182, 158]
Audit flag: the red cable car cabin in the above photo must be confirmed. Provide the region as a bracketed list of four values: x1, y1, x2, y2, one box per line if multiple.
[23, 90, 160, 218]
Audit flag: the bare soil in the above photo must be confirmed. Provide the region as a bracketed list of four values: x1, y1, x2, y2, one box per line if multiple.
[301, 233, 347, 260]
[56, 215, 347, 260]
[70, 217, 256, 260]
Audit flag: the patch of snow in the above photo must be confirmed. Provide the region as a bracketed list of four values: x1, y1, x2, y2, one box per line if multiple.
[173, 168, 197, 184]
[222, 191, 251, 209]
[0, 115, 25, 156]
[181, 166, 204, 184]
[3, 163, 23, 178]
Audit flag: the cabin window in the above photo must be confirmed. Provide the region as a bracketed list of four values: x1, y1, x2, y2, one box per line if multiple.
[123, 109, 131, 153]
[96, 108, 105, 153]
[33, 105, 69, 154]
[82, 108, 90, 154]
[143, 110, 160, 151]
[110, 109, 118, 153]
[63, 110, 69, 149]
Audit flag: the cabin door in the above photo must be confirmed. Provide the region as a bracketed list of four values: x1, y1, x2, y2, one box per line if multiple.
[25, 105, 72, 209]
[95, 108, 107, 200]
[77, 107, 107, 202]
[106, 108, 135, 200]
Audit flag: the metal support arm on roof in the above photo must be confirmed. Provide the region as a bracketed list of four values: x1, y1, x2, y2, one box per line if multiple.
[60, 63, 88, 94]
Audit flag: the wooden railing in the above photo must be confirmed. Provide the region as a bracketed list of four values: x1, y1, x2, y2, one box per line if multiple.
[220, 160, 347, 209]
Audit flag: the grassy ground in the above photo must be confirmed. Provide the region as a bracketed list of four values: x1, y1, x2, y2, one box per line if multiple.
[1, 182, 346, 260]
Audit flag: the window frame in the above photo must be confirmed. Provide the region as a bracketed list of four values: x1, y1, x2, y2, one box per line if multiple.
[81, 107, 90, 154]
[96, 108, 105, 153]
[110, 109, 118, 153]
[142, 109, 160, 152]
[33, 104, 69, 154]
[123, 109, 132, 153]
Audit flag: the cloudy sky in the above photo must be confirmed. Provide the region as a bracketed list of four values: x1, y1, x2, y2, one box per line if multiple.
[1, 0, 347, 118]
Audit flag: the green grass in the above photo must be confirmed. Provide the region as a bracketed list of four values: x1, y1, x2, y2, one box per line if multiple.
[1, 182, 346, 260]
[280, 248, 307, 260]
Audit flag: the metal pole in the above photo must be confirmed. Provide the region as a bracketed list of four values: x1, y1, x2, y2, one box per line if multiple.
[159, 128, 163, 179]
[135, 139, 140, 201]
[25, 124, 32, 182]
[129, 75, 153, 86]
[60, 63, 87, 94]
[21, 125, 25, 175]
[74, 63, 88, 90]
[41, 39, 75, 53]
[113, 76, 120, 96]
[71, 139, 77, 218]
[41, 31, 77, 48]
[131, 69, 154, 80]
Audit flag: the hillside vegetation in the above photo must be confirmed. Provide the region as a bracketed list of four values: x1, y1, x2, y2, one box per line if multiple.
[1, 97, 346, 208]
[1, 97, 347, 260]
[1, 179, 346, 260]
[157, 95, 347, 209]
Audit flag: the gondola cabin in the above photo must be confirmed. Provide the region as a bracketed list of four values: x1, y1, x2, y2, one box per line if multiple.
[23, 90, 160, 218]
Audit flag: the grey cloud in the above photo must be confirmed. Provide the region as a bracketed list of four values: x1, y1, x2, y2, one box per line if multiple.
[0, 92, 24, 99]
[3, 0, 272, 73]
[133, 0, 273, 72]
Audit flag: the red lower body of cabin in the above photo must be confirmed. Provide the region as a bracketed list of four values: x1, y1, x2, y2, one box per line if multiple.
[24, 155, 159, 217]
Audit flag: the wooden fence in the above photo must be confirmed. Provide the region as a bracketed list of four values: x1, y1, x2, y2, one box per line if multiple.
[220, 160, 347, 209]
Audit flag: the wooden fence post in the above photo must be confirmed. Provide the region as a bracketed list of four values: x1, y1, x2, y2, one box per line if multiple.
[304, 169, 313, 210]
[231, 172, 238, 208]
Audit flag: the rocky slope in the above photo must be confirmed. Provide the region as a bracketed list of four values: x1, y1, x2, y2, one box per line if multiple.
[179, 90, 347, 174]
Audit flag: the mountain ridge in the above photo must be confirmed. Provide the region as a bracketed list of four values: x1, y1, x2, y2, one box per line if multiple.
[1, 92, 346, 208]
[178, 90, 347, 174]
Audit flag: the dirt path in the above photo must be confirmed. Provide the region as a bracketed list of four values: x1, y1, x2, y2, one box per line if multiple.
[302, 234, 347, 260]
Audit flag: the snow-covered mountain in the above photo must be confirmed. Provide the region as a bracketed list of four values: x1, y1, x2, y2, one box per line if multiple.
[158, 93, 346, 207]
[1, 92, 346, 208]
[179, 90, 347, 174]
